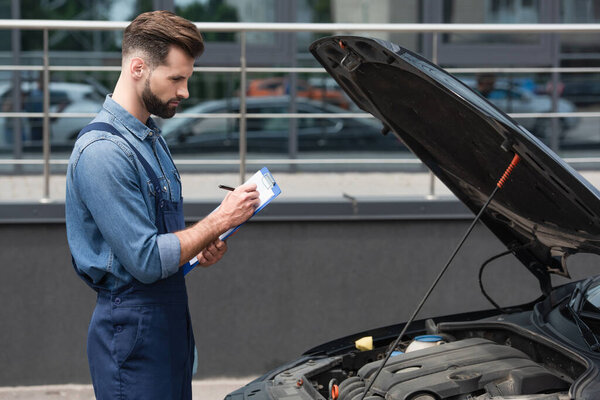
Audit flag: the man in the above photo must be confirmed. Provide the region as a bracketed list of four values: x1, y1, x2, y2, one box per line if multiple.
[65, 11, 259, 399]
[477, 73, 497, 98]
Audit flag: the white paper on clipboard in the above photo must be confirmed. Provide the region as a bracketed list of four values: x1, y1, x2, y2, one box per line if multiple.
[218, 166, 281, 240]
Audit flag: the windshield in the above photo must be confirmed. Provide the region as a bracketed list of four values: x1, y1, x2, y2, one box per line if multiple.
[586, 281, 600, 309]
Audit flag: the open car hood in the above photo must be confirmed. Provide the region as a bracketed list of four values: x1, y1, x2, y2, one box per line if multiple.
[310, 36, 600, 290]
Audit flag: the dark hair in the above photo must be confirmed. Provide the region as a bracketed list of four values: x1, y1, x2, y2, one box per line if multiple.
[122, 11, 204, 66]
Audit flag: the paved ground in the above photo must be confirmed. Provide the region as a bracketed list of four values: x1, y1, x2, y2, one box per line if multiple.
[3, 168, 600, 203]
[0, 171, 455, 202]
[0, 378, 256, 400]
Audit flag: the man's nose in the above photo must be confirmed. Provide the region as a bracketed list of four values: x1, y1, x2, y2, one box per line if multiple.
[177, 85, 189, 99]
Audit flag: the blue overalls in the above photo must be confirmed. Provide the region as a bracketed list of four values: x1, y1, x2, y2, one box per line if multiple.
[73, 122, 194, 400]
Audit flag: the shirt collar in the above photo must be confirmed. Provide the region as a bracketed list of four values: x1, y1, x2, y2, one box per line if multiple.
[102, 95, 161, 140]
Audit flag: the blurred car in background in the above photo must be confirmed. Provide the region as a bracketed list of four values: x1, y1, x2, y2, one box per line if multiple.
[160, 96, 404, 154]
[560, 80, 600, 107]
[463, 78, 579, 139]
[247, 77, 350, 109]
[0, 81, 104, 150]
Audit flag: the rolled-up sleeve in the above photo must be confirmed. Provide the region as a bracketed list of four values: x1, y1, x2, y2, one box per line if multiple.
[73, 139, 180, 284]
[157, 233, 180, 278]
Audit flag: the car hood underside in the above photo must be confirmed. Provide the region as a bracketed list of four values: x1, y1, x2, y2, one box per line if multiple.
[310, 36, 600, 289]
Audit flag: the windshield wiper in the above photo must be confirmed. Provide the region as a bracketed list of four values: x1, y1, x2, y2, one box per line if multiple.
[567, 284, 600, 352]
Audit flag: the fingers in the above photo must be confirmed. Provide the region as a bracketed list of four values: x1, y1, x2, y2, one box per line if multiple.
[198, 240, 227, 267]
[234, 183, 260, 202]
[238, 182, 258, 193]
[212, 239, 227, 254]
[205, 240, 226, 257]
[219, 183, 261, 227]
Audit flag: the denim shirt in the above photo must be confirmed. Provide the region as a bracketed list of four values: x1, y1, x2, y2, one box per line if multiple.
[66, 95, 181, 291]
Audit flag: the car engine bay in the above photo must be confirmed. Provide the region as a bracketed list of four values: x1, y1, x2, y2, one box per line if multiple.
[267, 320, 589, 400]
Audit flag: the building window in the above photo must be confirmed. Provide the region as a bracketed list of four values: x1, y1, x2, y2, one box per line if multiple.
[443, 0, 541, 45]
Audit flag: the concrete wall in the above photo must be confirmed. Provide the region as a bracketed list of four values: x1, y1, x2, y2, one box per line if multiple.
[0, 199, 597, 386]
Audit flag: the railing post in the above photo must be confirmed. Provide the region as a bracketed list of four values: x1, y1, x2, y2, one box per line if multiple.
[10, 0, 23, 172]
[549, 31, 561, 152]
[239, 31, 247, 184]
[428, 32, 439, 199]
[41, 28, 51, 203]
[288, 31, 298, 170]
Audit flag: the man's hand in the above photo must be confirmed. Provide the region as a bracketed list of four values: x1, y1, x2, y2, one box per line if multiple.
[175, 182, 259, 267]
[216, 182, 260, 230]
[197, 240, 227, 267]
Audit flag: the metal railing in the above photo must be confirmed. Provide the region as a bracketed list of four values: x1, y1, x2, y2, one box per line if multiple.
[2, 20, 600, 201]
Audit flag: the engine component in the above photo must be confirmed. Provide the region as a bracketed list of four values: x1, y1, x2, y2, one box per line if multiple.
[337, 338, 570, 400]
[405, 335, 445, 353]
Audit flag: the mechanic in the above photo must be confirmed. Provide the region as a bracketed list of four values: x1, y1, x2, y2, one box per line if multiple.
[65, 11, 259, 399]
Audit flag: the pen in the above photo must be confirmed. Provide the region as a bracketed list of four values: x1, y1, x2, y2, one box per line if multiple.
[218, 184, 235, 191]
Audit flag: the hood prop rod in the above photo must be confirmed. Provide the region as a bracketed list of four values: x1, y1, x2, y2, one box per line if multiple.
[359, 153, 521, 400]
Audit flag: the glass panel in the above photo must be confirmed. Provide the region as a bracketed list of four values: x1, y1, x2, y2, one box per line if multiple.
[186, 72, 240, 105]
[442, 0, 541, 44]
[8, 0, 137, 61]
[561, 0, 600, 23]
[326, 0, 421, 50]
[559, 74, 600, 108]
[560, 0, 600, 53]
[0, 72, 110, 155]
[162, 117, 239, 154]
[175, 0, 276, 45]
[452, 72, 599, 150]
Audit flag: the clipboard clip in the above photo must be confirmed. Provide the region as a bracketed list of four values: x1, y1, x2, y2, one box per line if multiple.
[262, 172, 276, 189]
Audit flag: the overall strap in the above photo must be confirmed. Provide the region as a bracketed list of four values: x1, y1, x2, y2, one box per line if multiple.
[78, 122, 163, 213]
[156, 135, 180, 177]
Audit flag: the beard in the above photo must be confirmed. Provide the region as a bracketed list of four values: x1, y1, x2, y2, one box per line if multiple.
[141, 78, 181, 119]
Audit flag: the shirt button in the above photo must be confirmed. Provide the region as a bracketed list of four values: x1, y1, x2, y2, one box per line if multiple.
[149, 131, 154, 136]
[163, 186, 167, 192]
[114, 298, 121, 305]
[116, 325, 123, 333]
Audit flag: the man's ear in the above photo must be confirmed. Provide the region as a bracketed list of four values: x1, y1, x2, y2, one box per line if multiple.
[129, 57, 146, 81]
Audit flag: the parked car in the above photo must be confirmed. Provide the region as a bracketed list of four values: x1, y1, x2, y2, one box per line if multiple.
[0, 81, 104, 150]
[226, 37, 600, 400]
[160, 96, 404, 153]
[462, 77, 579, 139]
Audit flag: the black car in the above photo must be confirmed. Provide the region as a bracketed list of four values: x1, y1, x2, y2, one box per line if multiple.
[225, 37, 600, 400]
[160, 96, 404, 153]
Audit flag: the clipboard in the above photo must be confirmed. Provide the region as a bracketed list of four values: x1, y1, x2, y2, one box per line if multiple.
[183, 167, 281, 275]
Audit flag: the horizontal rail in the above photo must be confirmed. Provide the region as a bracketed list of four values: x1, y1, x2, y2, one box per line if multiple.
[446, 67, 600, 74]
[0, 159, 69, 165]
[1, 112, 599, 120]
[0, 158, 422, 165]
[5, 65, 600, 74]
[2, 157, 600, 166]
[1, 20, 600, 33]
[509, 112, 600, 118]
